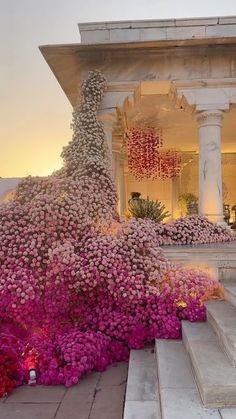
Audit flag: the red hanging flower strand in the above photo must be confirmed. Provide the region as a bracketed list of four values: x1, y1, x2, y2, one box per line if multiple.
[157, 149, 183, 180]
[127, 127, 163, 180]
[127, 127, 182, 181]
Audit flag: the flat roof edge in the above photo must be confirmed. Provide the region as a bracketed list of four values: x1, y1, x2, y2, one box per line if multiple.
[78, 15, 236, 31]
[39, 36, 236, 53]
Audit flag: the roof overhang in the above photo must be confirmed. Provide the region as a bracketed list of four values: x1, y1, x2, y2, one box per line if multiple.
[39, 36, 236, 106]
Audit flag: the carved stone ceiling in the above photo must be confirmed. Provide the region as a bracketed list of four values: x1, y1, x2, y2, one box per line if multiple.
[113, 82, 236, 153]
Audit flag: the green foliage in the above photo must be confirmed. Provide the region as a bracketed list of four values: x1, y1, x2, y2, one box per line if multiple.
[178, 193, 198, 216]
[127, 197, 170, 223]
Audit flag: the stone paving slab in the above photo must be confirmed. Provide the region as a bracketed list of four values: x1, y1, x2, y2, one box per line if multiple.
[5, 385, 66, 403]
[68, 372, 101, 393]
[0, 403, 58, 419]
[98, 362, 128, 387]
[0, 364, 128, 419]
[89, 383, 126, 419]
[55, 391, 94, 419]
[55, 372, 101, 419]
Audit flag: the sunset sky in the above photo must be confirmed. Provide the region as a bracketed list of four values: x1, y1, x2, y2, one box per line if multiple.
[1, 0, 236, 178]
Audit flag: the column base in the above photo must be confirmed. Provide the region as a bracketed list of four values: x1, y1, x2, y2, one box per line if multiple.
[202, 213, 229, 229]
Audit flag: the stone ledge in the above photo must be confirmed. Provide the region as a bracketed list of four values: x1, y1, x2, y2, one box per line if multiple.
[79, 16, 234, 32]
[79, 16, 236, 44]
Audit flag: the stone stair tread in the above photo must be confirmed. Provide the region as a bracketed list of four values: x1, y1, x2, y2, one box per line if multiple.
[206, 300, 236, 317]
[155, 339, 221, 418]
[182, 321, 236, 407]
[206, 301, 236, 353]
[225, 285, 236, 295]
[156, 340, 195, 389]
[224, 284, 236, 308]
[123, 347, 161, 419]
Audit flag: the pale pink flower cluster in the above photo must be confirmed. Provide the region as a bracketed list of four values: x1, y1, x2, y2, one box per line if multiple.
[0, 71, 225, 396]
[154, 215, 234, 245]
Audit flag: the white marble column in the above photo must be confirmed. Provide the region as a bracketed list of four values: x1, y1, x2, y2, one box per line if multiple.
[113, 151, 126, 215]
[119, 157, 126, 215]
[196, 110, 225, 225]
[102, 119, 114, 175]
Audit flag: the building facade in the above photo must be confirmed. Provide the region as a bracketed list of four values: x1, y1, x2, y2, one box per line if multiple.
[6, 17, 236, 224]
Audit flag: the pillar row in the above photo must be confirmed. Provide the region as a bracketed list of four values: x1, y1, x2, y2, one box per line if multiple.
[196, 109, 225, 225]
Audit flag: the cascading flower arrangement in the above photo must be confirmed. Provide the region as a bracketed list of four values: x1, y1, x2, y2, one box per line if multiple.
[127, 126, 163, 180]
[0, 70, 232, 398]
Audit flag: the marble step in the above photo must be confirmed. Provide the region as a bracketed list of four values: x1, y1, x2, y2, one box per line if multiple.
[206, 300, 236, 366]
[182, 320, 236, 407]
[155, 338, 230, 418]
[219, 269, 236, 283]
[224, 284, 236, 308]
[123, 347, 161, 419]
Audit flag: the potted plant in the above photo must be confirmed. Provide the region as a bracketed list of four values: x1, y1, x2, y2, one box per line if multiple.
[126, 195, 170, 223]
[178, 193, 198, 216]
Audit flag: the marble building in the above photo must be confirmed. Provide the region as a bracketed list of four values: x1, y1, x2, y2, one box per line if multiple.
[23, 17, 236, 223]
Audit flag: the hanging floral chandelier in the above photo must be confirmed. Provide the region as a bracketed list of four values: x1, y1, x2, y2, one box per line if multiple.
[127, 127, 163, 180]
[157, 149, 183, 180]
[127, 127, 183, 181]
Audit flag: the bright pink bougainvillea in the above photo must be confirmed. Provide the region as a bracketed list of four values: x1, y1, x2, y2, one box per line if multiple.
[0, 71, 231, 397]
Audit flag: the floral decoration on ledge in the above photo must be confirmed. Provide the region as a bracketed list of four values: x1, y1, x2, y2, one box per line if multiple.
[0, 71, 233, 398]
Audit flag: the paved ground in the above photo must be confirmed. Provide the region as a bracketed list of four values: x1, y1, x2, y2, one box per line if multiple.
[0, 362, 128, 419]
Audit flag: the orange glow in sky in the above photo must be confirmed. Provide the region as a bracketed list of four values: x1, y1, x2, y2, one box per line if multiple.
[1, 0, 236, 178]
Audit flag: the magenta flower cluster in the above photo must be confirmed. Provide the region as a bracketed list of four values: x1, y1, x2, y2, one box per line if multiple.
[0, 71, 227, 397]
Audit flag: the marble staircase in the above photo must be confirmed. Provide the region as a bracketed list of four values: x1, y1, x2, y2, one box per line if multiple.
[182, 320, 236, 407]
[124, 283, 236, 418]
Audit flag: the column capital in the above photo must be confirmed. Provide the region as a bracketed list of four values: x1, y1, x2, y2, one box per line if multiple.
[196, 109, 224, 127]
